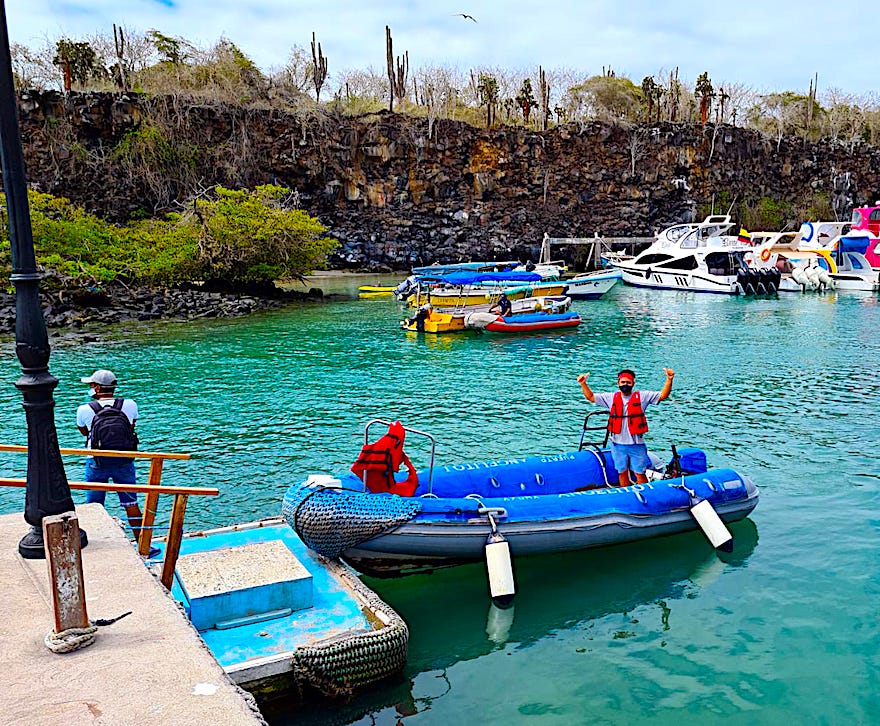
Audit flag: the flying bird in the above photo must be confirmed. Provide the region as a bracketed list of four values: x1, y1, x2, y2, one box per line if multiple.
[454, 13, 477, 22]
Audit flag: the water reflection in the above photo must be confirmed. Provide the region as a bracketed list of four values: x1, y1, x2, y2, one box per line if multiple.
[267, 519, 758, 725]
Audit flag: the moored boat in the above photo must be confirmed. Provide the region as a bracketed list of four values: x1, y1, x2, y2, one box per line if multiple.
[749, 230, 879, 292]
[849, 203, 880, 267]
[464, 310, 581, 333]
[155, 518, 408, 701]
[611, 215, 779, 295]
[358, 284, 398, 298]
[401, 296, 575, 334]
[400, 307, 467, 333]
[564, 269, 621, 299]
[283, 421, 759, 575]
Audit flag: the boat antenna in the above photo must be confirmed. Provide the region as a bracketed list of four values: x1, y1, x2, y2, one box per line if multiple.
[725, 196, 738, 218]
[710, 194, 715, 215]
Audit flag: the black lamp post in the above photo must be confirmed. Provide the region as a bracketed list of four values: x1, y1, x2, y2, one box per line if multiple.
[0, 1, 85, 558]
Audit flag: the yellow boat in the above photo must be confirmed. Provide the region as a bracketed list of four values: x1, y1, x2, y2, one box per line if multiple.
[358, 284, 398, 298]
[409, 281, 567, 308]
[400, 308, 467, 334]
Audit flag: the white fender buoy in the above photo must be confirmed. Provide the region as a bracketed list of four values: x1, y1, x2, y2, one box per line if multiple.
[791, 267, 808, 286]
[690, 499, 734, 552]
[486, 602, 516, 644]
[485, 531, 516, 607]
[817, 268, 832, 286]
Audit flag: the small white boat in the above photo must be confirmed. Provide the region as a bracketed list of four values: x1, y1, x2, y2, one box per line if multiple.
[565, 269, 621, 299]
[611, 215, 777, 294]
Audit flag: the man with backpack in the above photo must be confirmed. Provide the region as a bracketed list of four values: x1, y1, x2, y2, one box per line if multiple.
[76, 369, 154, 553]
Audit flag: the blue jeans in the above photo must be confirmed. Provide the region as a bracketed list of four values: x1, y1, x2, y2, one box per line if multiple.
[84, 459, 138, 508]
[610, 443, 649, 474]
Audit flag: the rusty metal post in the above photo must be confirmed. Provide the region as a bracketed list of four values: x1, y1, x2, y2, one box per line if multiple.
[0, 1, 84, 558]
[42, 512, 89, 632]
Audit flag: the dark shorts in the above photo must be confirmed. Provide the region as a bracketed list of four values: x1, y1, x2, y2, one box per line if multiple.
[84, 459, 138, 507]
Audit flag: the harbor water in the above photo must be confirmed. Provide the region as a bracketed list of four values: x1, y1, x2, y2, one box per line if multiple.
[0, 279, 878, 724]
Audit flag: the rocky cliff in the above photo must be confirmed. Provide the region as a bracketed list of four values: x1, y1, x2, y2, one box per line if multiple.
[14, 91, 880, 269]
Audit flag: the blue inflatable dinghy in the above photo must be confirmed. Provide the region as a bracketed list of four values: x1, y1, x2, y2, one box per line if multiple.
[283, 422, 759, 575]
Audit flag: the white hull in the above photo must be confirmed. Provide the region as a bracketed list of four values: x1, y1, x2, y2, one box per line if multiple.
[618, 267, 739, 294]
[565, 271, 620, 299]
[830, 274, 880, 292]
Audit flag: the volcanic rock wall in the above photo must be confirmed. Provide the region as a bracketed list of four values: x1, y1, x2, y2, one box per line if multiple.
[13, 91, 880, 269]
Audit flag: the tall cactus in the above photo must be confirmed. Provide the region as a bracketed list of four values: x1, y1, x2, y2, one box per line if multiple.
[311, 32, 328, 103]
[385, 26, 408, 112]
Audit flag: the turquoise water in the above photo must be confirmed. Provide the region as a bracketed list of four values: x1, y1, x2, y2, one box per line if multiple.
[1, 280, 878, 724]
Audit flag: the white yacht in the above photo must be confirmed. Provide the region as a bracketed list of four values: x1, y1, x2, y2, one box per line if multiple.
[611, 215, 779, 295]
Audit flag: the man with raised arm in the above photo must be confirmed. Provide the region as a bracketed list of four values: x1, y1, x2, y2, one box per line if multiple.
[577, 368, 675, 487]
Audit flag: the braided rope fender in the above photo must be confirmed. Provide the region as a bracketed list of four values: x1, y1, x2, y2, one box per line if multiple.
[282, 483, 421, 559]
[288, 553, 409, 699]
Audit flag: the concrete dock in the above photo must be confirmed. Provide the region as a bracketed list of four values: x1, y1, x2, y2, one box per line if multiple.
[0, 504, 264, 725]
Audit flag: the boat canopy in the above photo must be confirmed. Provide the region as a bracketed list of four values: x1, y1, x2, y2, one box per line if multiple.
[420, 270, 542, 285]
[412, 261, 518, 275]
[838, 236, 870, 254]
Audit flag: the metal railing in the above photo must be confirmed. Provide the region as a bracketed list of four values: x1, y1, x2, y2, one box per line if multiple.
[363, 419, 437, 494]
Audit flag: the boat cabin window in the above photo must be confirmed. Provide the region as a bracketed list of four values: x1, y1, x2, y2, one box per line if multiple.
[851, 210, 862, 225]
[679, 230, 700, 248]
[666, 226, 691, 242]
[657, 255, 698, 270]
[871, 209, 880, 222]
[705, 252, 740, 276]
[635, 253, 674, 265]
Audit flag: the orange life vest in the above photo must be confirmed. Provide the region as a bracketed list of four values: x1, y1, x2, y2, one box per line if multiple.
[607, 391, 649, 436]
[350, 421, 419, 496]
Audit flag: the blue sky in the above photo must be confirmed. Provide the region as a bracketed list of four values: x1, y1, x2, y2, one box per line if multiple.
[7, 0, 877, 95]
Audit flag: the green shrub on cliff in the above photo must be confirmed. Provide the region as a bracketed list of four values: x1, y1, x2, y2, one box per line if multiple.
[0, 187, 336, 288]
[178, 185, 338, 284]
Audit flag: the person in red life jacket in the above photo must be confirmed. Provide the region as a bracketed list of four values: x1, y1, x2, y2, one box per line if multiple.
[576, 368, 675, 487]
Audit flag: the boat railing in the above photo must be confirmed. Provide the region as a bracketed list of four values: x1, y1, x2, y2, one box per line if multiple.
[578, 411, 610, 450]
[363, 419, 436, 494]
[578, 412, 612, 487]
[0, 444, 212, 589]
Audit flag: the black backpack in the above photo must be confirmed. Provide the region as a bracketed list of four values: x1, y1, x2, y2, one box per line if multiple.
[89, 399, 139, 466]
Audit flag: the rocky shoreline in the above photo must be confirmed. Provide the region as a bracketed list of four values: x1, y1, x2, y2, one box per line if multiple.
[0, 281, 329, 337]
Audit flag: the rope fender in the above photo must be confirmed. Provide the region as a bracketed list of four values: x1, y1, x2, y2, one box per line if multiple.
[287, 559, 409, 698]
[282, 483, 422, 559]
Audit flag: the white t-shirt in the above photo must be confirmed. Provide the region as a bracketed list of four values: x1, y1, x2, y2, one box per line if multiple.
[76, 397, 138, 447]
[592, 390, 661, 445]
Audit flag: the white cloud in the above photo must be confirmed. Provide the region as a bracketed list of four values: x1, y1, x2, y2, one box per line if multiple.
[6, 0, 876, 94]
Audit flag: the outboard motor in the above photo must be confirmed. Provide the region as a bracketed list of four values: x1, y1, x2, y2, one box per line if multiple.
[754, 268, 780, 295]
[394, 275, 418, 301]
[791, 266, 810, 288]
[736, 268, 759, 296]
[764, 267, 781, 294]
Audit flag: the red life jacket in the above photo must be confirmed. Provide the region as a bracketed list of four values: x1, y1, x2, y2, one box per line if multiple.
[350, 421, 419, 496]
[607, 391, 649, 436]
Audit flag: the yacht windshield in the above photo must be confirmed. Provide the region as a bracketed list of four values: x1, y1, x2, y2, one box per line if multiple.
[666, 226, 691, 242]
